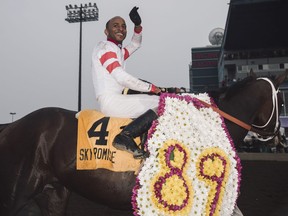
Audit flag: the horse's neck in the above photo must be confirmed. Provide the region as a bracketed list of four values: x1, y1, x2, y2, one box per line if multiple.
[224, 119, 249, 148]
[218, 97, 259, 148]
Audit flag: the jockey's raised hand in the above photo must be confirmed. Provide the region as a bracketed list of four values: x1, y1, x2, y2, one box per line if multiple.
[129, 6, 141, 26]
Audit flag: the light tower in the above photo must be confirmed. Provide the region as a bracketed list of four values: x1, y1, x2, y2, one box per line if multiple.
[65, 3, 99, 111]
[10, 112, 16, 122]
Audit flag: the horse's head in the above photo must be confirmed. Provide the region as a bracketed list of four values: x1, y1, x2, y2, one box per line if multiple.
[216, 69, 288, 147]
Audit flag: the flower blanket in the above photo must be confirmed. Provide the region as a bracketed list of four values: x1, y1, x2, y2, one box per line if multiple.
[132, 93, 241, 216]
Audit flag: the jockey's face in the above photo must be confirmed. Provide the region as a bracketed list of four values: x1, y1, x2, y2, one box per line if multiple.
[105, 16, 127, 43]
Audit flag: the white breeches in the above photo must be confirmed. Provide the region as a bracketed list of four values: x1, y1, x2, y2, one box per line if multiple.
[97, 94, 159, 118]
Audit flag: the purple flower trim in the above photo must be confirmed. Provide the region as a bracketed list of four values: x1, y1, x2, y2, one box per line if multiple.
[165, 144, 187, 171]
[151, 143, 190, 211]
[198, 153, 227, 215]
[132, 178, 141, 216]
[153, 171, 190, 211]
[208, 95, 242, 197]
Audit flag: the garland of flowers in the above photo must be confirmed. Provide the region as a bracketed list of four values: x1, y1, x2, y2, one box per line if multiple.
[132, 93, 241, 216]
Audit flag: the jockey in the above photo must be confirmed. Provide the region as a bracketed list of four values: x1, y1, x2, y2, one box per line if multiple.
[91, 7, 161, 159]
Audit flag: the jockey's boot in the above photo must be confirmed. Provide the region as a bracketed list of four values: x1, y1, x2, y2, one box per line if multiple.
[113, 109, 158, 159]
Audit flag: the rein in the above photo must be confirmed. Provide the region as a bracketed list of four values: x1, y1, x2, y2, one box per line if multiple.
[197, 100, 252, 131]
[197, 78, 280, 140]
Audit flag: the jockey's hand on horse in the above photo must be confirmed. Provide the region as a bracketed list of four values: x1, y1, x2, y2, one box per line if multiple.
[151, 87, 188, 95]
[159, 87, 182, 94]
[122, 85, 187, 96]
[129, 6, 141, 26]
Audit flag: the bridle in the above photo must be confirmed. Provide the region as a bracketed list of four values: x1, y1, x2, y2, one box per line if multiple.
[250, 77, 280, 141]
[196, 77, 280, 141]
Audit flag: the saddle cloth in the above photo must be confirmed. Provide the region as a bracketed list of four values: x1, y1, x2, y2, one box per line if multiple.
[76, 110, 141, 173]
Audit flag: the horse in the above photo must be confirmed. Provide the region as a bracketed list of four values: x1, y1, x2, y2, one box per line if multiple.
[0, 70, 287, 215]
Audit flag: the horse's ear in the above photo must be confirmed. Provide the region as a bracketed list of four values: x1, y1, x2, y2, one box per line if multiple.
[249, 69, 256, 78]
[274, 69, 288, 88]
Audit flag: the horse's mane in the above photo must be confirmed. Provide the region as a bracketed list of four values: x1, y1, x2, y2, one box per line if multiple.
[208, 75, 257, 104]
[224, 76, 256, 100]
[225, 74, 280, 101]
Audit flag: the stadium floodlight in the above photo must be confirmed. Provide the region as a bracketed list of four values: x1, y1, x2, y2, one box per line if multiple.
[65, 3, 99, 111]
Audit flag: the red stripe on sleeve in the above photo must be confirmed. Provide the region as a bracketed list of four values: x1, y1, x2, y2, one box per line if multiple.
[106, 61, 121, 73]
[150, 84, 156, 92]
[123, 48, 130, 60]
[100, 51, 117, 65]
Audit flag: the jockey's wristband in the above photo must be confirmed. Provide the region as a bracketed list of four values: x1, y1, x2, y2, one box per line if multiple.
[150, 84, 157, 93]
[134, 26, 142, 34]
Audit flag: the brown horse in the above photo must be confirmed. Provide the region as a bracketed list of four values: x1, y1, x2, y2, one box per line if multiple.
[0, 71, 287, 215]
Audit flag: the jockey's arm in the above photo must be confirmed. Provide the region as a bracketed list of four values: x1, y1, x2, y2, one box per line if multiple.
[123, 27, 142, 60]
[113, 27, 161, 93]
[111, 68, 159, 94]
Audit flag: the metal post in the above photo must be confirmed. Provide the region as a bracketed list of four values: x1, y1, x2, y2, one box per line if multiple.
[65, 3, 99, 112]
[78, 5, 83, 112]
[10, 112, 16, 122]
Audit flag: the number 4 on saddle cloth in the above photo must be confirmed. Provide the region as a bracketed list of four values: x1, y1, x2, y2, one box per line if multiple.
[76, 110, 144, 173]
